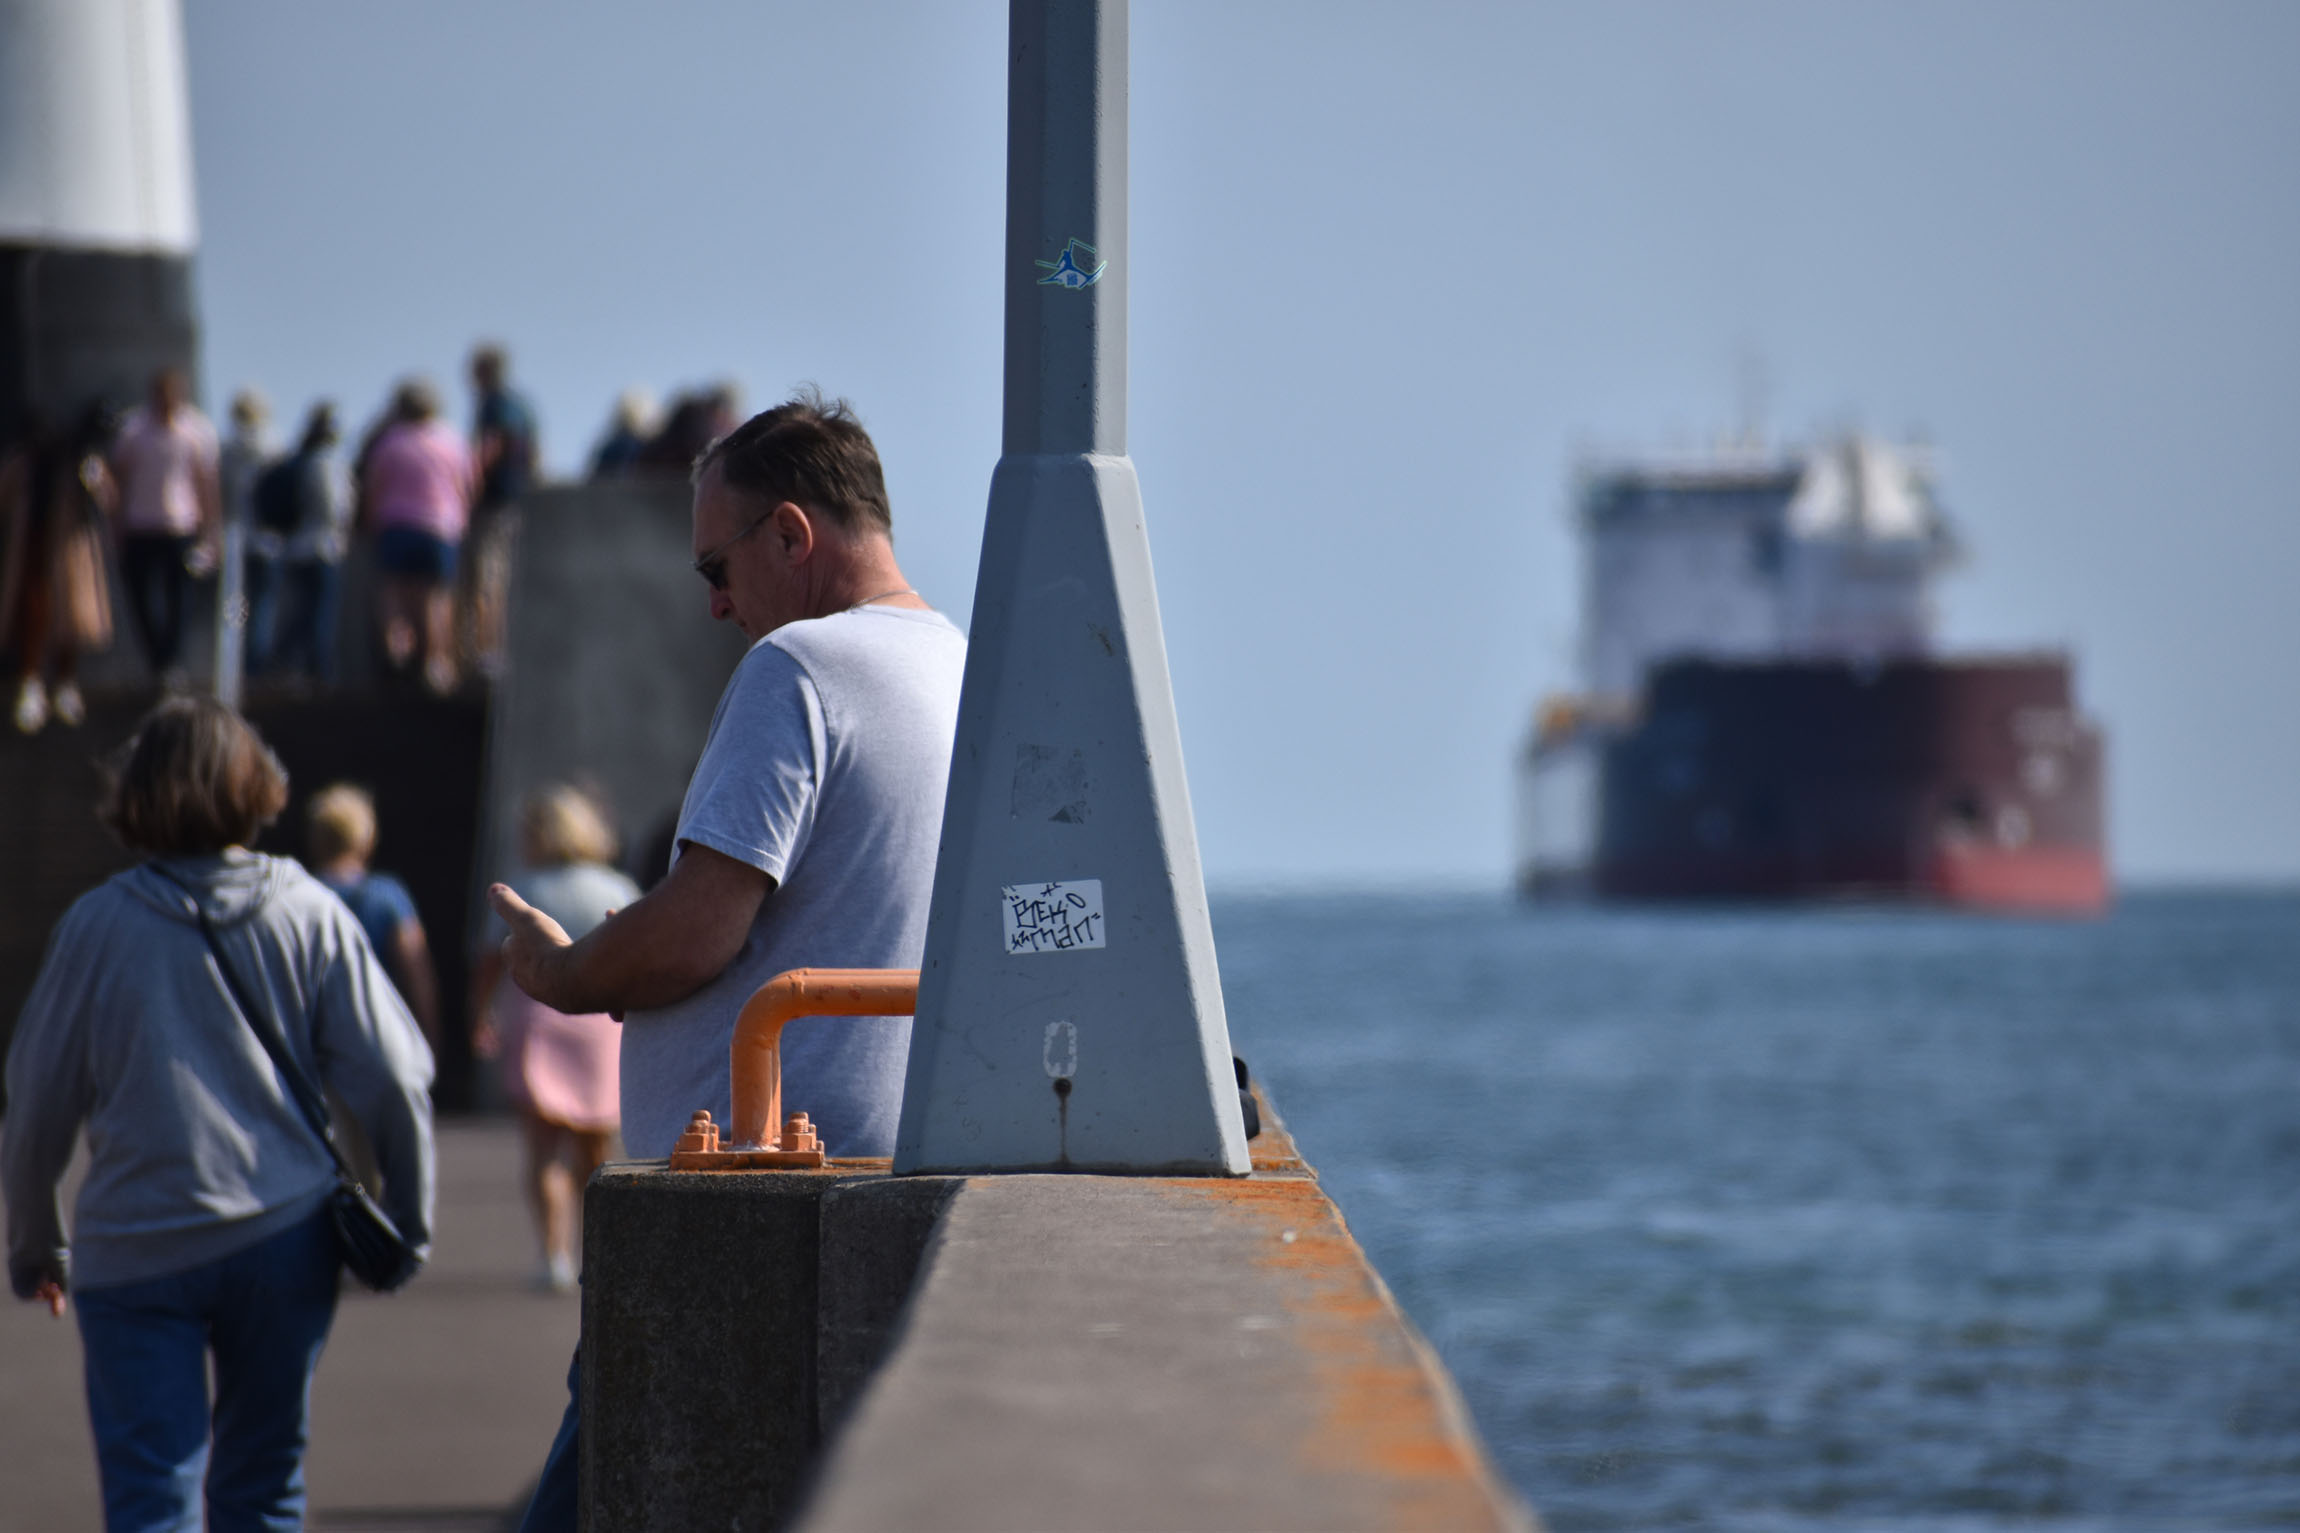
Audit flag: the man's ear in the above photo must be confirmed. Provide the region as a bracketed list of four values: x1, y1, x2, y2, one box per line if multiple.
[771, 501, 816, 564]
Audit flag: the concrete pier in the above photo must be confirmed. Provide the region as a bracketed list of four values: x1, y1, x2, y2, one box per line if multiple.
[580, 1098, 1535, 1531]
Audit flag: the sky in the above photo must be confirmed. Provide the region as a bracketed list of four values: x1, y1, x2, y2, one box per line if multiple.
[181, 1, 2300, 889]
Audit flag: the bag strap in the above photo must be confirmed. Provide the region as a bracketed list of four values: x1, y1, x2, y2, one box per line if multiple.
[147, 861, 360, 1186]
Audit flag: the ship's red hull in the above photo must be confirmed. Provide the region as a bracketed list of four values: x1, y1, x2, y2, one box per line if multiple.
[1592, 656, 2108, 914]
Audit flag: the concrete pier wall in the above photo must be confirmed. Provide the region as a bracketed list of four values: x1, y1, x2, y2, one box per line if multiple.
[482, 481, 746, 910]
[580, 1098, 1535, 1532]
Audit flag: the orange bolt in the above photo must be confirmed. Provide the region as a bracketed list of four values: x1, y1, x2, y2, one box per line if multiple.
[673, 1110, 720, 1157]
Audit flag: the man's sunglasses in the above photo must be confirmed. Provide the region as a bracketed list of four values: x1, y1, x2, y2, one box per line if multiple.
[692, 512, 771, 591]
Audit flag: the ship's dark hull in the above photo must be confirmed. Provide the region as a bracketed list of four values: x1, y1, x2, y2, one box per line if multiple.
[1594, 656, 2106, 912]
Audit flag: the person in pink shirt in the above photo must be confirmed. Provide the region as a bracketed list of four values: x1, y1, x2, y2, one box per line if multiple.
[109, 369, 220, 687]
[359, 379, 474, 695]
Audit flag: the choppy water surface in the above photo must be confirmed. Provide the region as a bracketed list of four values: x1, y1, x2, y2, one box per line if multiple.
[1215, 891, 2300, 1531]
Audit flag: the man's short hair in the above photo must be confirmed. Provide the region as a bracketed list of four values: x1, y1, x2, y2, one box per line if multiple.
[692, 389, 892, 538]
[101, 698, 290, 857]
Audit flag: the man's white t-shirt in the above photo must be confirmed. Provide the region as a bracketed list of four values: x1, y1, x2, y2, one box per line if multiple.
[618, 604, 966, 1159]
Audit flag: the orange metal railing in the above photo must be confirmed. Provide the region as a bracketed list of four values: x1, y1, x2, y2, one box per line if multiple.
[726, 968, 920, 1148]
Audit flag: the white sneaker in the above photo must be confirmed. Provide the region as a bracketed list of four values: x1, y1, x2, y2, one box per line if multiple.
[535, 1253, 577, 1293]
[50, 681, 84, 727]
[12, 679, 46, 734]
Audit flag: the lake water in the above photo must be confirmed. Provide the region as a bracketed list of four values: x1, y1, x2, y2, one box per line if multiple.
[1216, 890, 2300, 1531]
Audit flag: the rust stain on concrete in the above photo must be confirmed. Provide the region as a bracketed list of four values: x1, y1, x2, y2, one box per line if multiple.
[1155, 1176, 1534, 1531]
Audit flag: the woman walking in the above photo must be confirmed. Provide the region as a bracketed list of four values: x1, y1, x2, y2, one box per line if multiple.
[2, 696, 435, 1532]
[472, 785, 636, 1291]
[359, 379, 472, 695]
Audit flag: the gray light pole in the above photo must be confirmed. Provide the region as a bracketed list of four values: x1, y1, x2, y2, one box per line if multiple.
[893, 0, 1250, 1175]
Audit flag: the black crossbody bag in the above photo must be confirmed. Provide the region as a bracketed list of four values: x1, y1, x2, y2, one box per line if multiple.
[153, 865, 423, 1293]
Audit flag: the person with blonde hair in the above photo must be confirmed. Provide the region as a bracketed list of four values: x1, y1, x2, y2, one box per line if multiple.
[305, 783, 441, 1045]
[3, 696, 434, 1530]
[472, 784, 639, 1291]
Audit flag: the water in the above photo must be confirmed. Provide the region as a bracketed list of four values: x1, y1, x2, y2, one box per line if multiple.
[1215, 890, 2300, 1531]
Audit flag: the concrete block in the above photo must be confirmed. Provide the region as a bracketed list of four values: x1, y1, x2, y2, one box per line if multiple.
[578, 1164, 840, 1533]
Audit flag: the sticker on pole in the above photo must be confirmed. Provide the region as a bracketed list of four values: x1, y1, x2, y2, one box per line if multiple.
[1034, 238, 1106, 290]
[1002, 880, 1106, 954]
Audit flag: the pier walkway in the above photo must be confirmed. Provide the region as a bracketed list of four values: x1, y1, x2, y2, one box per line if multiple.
[0, 1120, 569, 1532]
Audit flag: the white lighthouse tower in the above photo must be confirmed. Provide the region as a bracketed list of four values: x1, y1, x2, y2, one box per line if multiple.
[0, 0, 201, 444]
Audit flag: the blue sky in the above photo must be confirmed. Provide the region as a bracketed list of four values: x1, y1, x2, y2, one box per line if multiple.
[183, 1, 2299, 886]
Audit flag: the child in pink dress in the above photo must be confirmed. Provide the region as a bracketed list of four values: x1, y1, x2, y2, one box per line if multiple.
[472, 786, 637, 1291]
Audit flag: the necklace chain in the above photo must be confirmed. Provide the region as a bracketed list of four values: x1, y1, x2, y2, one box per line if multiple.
[849, 586, 918, 610]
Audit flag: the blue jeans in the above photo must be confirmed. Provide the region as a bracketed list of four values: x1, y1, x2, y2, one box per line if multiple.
[74, 1209, 341, 1533]
[241, 554, 280, 676]
[268, 559, 341, 683]
[520, 1347, 581, 1533]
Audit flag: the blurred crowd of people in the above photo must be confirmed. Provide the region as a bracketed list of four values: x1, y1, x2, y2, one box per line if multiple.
[0, 347, 741, 731]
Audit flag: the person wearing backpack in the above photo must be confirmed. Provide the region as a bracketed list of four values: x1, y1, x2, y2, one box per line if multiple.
[257, 403, 351, 686]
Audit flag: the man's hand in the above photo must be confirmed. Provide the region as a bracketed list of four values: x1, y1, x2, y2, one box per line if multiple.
[34, 1280, 65, 1318]
[486, 846, 771, 1020]
[489, 884, 572, 1004]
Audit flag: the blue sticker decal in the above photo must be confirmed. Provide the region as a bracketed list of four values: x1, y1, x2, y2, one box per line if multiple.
[1035, 238, 1107, 290]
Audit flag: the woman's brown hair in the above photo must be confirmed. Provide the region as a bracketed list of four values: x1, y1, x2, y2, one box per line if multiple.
[100, 697, 290, 856]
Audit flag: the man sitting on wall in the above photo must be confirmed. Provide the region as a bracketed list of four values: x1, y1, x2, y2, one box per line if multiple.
[489, 391, 966, 1533]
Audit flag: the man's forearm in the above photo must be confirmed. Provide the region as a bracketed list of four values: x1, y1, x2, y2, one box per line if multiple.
[522, 927, 632, 1017]
[504, 847, 766, 1018]
[528, 917, 721, 1016]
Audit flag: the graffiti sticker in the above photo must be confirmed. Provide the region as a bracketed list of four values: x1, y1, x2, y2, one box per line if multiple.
[1001, 879, 1106, 954]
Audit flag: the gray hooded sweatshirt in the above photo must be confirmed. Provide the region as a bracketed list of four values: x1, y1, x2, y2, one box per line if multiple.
[3, 851, 435, 1296]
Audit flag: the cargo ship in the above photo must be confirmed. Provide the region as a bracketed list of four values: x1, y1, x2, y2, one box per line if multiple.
[1516, 437, 2107, 912]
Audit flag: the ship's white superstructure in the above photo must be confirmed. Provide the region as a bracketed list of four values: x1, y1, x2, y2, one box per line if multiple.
[1582, 438, 1953, 699]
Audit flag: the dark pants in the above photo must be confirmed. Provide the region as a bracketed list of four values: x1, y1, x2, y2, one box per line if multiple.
[241, 554, 278, 676]
[264, 559, 339, 683]
[520, 1347, 581, 1532]
[120, 534, 195, 677]
[74, 1208, 341, 1533]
